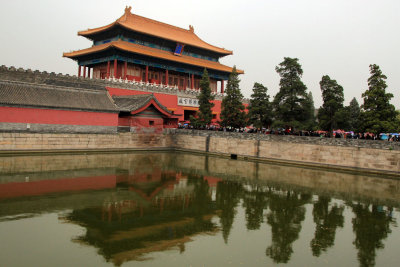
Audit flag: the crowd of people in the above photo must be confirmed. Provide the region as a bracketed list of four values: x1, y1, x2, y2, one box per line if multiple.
[178, 123, 400, 142]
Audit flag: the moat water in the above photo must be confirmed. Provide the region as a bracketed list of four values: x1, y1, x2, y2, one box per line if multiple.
[0, 152, 399, 267]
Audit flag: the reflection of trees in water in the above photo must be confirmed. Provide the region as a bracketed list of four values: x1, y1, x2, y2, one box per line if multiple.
[310, 196, 344, 256]
[351, 203, 394, 267]
[216, 180, 243, 243]
[242, 185, 269, 230]
[187, 173, 212, 219]
[63, 167, 398, 266]
[265, 189, 311, 263]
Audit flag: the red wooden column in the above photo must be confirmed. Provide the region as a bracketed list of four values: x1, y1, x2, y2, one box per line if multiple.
[106, 61, 110, 78]
[191, 74, 194, 89]
[124, 61, 128, 79]
[113, 59, 117, 78]
[165, 69, 169, 86]
[78, 66, 81, 77]
[88, 67, 91, 79]
[83, 66, 86, 78]
[221, 80, 224, 94]
[145, 65, 149, 82]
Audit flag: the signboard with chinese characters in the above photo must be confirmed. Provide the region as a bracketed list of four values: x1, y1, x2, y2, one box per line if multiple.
[178, 97, 199, 107]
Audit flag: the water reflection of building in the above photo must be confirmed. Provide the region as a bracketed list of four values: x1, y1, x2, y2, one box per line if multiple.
[0, 168, 118, 199]
[0, 164, 221, 265]
[0, 153, 398, 267]
[64, 172, 220, 266]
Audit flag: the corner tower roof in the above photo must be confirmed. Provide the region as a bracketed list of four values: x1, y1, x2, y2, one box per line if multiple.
[78, 6, 232, 56]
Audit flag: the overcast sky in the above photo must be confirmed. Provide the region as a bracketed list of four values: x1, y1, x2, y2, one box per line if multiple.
[1, 0, 399, 108]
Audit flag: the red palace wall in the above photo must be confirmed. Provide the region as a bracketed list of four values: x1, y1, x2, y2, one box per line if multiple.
[0, 175, 117, 199]
[106, 87, 223, 122]
[211, 100, 222, 122]
[132, 117, 164, 133]
[0, 106, 118, 126]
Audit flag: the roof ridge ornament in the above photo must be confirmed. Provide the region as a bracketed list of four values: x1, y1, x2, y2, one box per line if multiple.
[125, 6, 132, 14]
[189, 25, 194, 33]
[120, 6, 132, 22]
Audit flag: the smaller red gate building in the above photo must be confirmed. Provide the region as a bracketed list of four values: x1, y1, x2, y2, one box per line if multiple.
[112, 94, 179, 132]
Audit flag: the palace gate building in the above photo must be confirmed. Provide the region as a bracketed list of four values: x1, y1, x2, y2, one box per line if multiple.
[63, 6, 244, 124]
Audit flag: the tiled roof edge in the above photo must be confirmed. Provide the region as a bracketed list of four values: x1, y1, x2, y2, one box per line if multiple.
[0, 79, 106, 94]
[0, 103, 119, 113]
[0, 65, 251, 102]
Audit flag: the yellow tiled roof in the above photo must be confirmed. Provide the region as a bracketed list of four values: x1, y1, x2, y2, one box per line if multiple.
[78, 6, 232, 55]
[63, 40, 244, 74]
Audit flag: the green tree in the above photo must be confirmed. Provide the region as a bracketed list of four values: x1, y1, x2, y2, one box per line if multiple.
[272, 57, 310, 130]
[220, 66, 246, 129]
[396, 111, 400, 131]
[346, 97, 361, 131]
[247, 82, 273, 130]
[317, 75, 345, 133]
[360, 64, 397, 134]
[190, 69, 215, 128]
[303, 91, 317, 130]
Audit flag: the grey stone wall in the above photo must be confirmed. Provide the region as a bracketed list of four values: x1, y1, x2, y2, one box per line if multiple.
[0, 65, 105, 91]
[0, 122, 117, 134]
[167, 129, 400, 175]
[167, 129, 400, 151]
[0, 132, 172, 151]
[0, 130, 399, 175]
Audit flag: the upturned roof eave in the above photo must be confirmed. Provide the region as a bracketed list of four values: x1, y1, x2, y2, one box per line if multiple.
[77, 18, 117, 37]
[112, 94, 176, 117]
[63, 41, 243, 74]
[77, 13, 232, 56]
[118, 23, 233, 56]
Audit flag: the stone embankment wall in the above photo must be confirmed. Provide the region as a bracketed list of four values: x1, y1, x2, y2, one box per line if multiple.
[0, 129, 399, 176]
[0, 132, 171, 152]
[169, 129, 400, 175]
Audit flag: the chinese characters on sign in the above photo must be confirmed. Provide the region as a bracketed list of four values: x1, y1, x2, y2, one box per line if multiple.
[178, 97, 199, 107]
